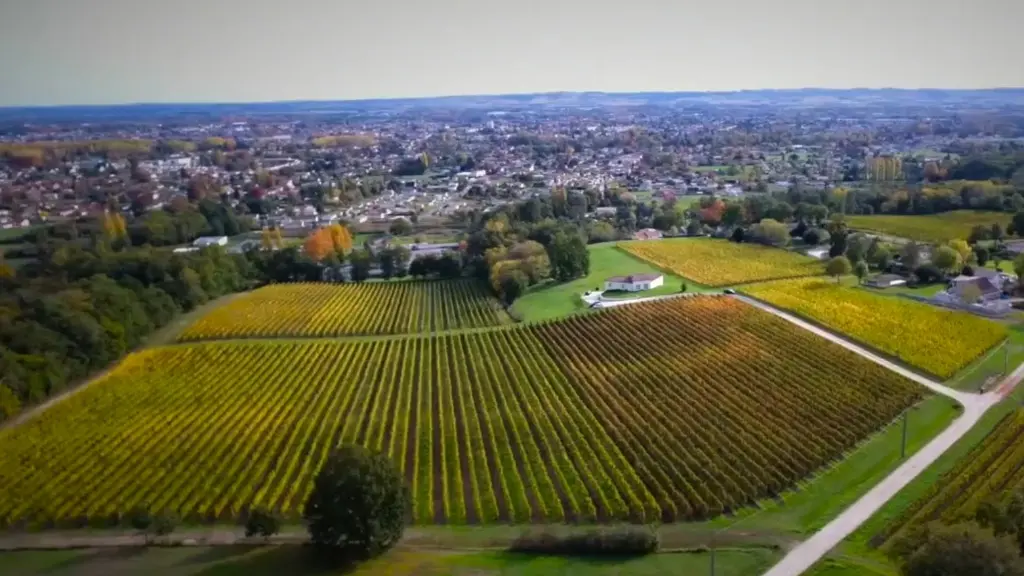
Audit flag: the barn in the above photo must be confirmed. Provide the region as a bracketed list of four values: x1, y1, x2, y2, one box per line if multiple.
[604, 273, 664, 292]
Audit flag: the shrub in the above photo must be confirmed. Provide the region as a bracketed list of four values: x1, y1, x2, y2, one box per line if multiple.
[245, 507, 282, 540]
[508, 527, 659, 557]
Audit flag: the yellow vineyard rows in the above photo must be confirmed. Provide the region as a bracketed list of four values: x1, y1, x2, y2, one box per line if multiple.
[619, 238, 824, 287]
[846, 210, 1012, 243]
[0, 296, 922, 528]
[743, 278, 1008, 379]
[178, 279, 511, 341]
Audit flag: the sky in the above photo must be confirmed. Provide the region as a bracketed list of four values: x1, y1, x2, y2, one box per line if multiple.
[0, 0, 1020, 107]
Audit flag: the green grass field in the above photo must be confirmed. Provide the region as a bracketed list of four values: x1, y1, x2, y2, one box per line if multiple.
[846, 211, 1012, 243]
[0, 547, 780, 576]
[510, 243, 715, 322]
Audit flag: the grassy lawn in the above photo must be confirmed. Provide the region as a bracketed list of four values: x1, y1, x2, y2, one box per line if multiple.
[511, 243, 714, 322]
[0, 547, 780, 576]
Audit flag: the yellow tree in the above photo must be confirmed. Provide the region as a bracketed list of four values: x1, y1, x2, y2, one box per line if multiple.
[272, 227, 284, 249]
[113, 213, 128, 241]
[328, 223, 353, 254]
[261, 229, 274, 250]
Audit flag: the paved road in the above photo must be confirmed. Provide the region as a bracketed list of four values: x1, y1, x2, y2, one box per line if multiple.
[735, 294, 1019, 576]
[598, 291, 1020, 575]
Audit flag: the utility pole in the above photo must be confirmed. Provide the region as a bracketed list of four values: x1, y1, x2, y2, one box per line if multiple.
[900, 409, 909, 460]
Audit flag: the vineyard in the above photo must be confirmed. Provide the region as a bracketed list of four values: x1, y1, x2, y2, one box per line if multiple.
[619, 238, 824, 287]
[178, 279, 511, 341]
[743, 278, 1007, 379]
[846, 210, 1012, 243]
[0, 296, 923, 528]
[876, 409, 1024, 549]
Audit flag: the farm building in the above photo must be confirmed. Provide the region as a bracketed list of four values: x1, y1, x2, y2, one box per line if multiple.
[864, 274, 907, 289]
[604, 273, 664, 292]
[193, 236, 229, 248]
[633, 228, 663, 241]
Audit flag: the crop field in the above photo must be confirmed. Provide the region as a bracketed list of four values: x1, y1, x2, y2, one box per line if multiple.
[874, 409, 1024, 549]
[619, 238, 824, 287]
[0, 296, 922, 529]
[846, 210, 1012, 243]
[177, 279, 510, 341]
[743, 278, 1007, 379]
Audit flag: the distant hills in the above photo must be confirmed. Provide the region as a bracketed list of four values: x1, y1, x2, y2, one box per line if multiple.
[3, 88, 1024, 122]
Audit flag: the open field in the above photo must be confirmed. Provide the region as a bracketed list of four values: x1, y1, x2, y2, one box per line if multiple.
[0, 547, 781, 576]
[511, 242, 708, 322]
[872, 408, 1024, 549]
[743, 277, 1007, 379]
[619, 238, 823, 287]
[846, 210, 1012, 243]
[178, 280, 510, 341]
[0, 296, 922, 529]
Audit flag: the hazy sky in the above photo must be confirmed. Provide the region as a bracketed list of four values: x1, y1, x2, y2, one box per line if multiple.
[0, 0, 1020, 106]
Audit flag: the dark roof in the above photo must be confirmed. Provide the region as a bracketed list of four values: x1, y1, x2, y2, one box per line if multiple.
[606, 273, 662, 284]
[956, 276, 1000, 295]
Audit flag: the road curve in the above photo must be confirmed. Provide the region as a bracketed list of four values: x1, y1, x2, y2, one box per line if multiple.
[599, 291, 1018, 575]
[736, 294, 1019, 576]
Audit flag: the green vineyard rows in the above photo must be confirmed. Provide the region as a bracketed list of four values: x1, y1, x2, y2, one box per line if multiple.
[0, 296, 922, 528]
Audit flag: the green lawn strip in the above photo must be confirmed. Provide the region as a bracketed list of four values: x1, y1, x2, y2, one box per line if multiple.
[0, 546, 782, 576]
[511, 243, 714, 323]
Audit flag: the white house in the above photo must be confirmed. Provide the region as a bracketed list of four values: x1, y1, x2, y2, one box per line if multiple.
[193, 235, 229, 248]
[604, 273, 664, 292]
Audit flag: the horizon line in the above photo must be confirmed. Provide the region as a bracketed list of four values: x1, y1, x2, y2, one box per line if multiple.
[4, 86, 1024, 111]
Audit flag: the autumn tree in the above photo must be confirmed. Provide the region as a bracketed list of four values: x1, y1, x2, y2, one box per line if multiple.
[261, 229, 274, 251]
[303, 228, 334, 261]
[327, 223, 353, 254]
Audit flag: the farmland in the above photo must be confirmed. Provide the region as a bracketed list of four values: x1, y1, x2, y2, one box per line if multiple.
[178, 279, 510, 341]
[846, 210, 1012, 243]
[873, 408, 1024, 550]
[743, 278, 1007, 379]
[619, 238, 823, 287]
[0, 296, 922, 529]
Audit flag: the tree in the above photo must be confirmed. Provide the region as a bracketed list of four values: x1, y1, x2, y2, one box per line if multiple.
[1012, 211, 1024, 237]
[844, 233, 870, 264]
[731, 227, 746, 242]
[127, 504, 153, 540]
[349, 249, 373, 282]
[327, 224, 353, 254]
[829, 231, 848, 258]
[304, 444, 410, 561]
[969, 224, 991, 244]
[974, 245, 990, 267]
[748, 219, 790, 247]
[902, 241, 921, 270]
[933, 246, 962, 276]
[721, 203, 745, 227]
[854, 260, 869, 285]
[680, 282, 687, 293]
[499, 269, 529, 306]
[826, 256, 852, 283]
[151, 512, 177, 542]
[891, 522, 1024, 576]
[949, 239, 973, 265]
[803, 228, 829, 246]
[915, 263, 944, 284]
[389, 218, 413, 236]
[303, 228, 334, 262]
[1015, 254, 1024, 285]
[548, 232, 590, 282]
[378, 246, 411, 279]
[686, 219, 703, 236]
[245, 508, 282, 541]
[992, 223, 1006, 242]
[872, 246, 892, 270]
[261, 229, 274, 251]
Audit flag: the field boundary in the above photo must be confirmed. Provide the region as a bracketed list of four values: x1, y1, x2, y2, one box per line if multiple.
[734, 290, 1005, 390]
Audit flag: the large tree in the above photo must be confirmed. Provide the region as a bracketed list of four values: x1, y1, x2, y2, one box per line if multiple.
[891, 522, 1024, 576]
[548, 232, 590, 282]
[304, 444, 410, 561]
[826, 256, 852, 282]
